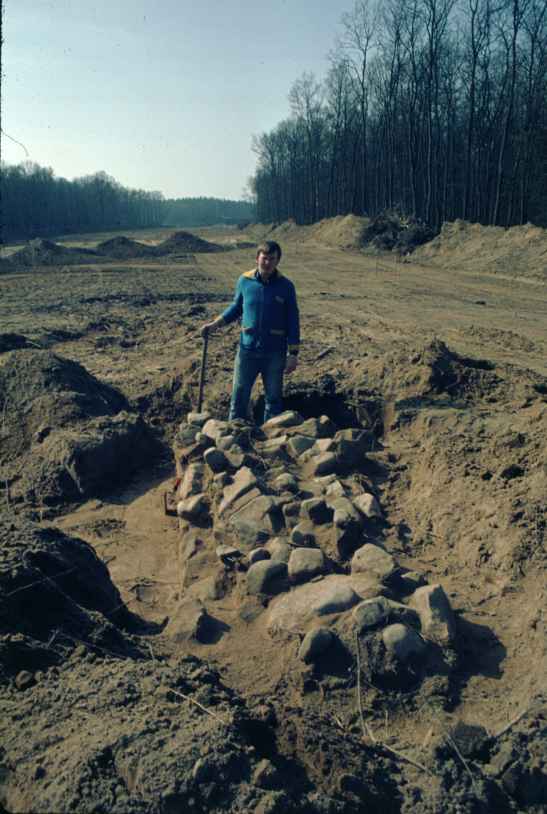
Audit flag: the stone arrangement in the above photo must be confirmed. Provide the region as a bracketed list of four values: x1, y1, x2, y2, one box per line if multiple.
[168, 410, 457, 679]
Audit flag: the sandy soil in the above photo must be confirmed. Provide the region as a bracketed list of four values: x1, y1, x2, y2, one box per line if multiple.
[0, 223, 545, 813]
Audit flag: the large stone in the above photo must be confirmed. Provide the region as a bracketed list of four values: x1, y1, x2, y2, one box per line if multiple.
[177, 424, 200, 446]
[352, 597, 419, 632]
[287, 434, 316, 459]
[263, 411, 303, 432]
[273, 472, 299, 493]
[309, 453, 338, 477]
[282, 500, 301, 528]
[267, 538, 292, 564]
[298, 627, 335, 663]
[267, 576, 361, 635]
[218, 466, 258, 517]
[300, 498, 333, 526]
[261, 436, 288, 459]
[178, 462, 205, 500]
[296, 416, 336, 439]
[326, 480, 345, 498]
[331, 497, 361, 527]
[166, 599, 213, 643]
[354, 493, 382, 519]
[290, 522, 316, 547]
[247, 560, 288, 595]
[202, 419, 230, 441]
[409, 584, 456, 645]
[248, 547, 270, 565]
[176, 493, 208, 520]
[351, 544, 396, 580]
[314, 438, 337, 454]
[334, 428, 371, 469]
[229, 495, 283, 547]
[288, 548, 325, 584]
[382, 624, 426, 661]
[186, 411, 211, 427]
[203, 446, 229, 474]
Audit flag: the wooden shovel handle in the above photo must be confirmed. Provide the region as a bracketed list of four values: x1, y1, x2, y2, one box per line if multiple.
[197, 332, 209, 412]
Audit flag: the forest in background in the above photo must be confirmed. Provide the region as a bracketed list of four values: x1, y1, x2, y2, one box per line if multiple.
[250, 0, 547, 229]
[0, 163, 255, 242]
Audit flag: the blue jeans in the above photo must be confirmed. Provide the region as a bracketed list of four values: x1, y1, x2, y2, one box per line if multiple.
[229, 347, 286, 423]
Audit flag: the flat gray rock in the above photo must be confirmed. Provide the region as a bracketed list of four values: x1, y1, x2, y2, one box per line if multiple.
[288, 547, 325, 583]
[300, 498, 333, 525]
[229, 494, 282, 547]
[267, 576, 361, 635]
[247, 560, 288, 596]
[186, 411, 211, 427]
[287, 434, 316, 458]
[308, 453, 338, 477]
[176, 493, 208, 520]
[267, 538, 292, 564]
[262, 411, 303, 432]
[202, 418, 230, 441]
[178, 462, 205, 500]
[354, 493, 382, 519]
[273, 472, 299, 493]
[290, 522, 316, 547]
[218, 466, 258, 517]
[351, 544, 396, 580]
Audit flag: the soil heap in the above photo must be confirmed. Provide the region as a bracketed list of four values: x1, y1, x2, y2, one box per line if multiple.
[95, 236, 157, 259]
[8, 239, 100, 267]
[0, 349, 158, 508]
[154, 231, 224, 255]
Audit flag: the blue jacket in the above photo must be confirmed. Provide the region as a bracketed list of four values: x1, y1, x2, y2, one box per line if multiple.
[221, 269, 300, 355]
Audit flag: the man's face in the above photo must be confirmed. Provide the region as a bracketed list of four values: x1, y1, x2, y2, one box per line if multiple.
[257, 251, 279, 279]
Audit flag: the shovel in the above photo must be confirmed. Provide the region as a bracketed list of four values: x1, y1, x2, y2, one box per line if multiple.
[164, 333, 209, 517]
[197, 331, 209, 412]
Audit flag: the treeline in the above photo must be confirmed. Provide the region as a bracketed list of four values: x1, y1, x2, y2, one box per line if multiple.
[251, 0, 547, 229]
[1, 163, 255, 242]
[1, 164, 165, 241]
[163, 197, 255, 227]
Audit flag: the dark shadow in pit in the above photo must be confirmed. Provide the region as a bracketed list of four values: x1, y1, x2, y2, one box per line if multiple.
[454, 616, 507, 680]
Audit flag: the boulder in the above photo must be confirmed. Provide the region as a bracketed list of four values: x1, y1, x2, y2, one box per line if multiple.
[262, 411, 303, 432]
[230, 495, 283, 547]
[382, 624, 426, 662]
[202, 418, 230, 441]
[273, 473, 299, 493]
[354, 493, 382, 519]
[353, 597, 419, 632]
[287, 435, 316, 459]
[176, 493, 208, 520]
[267, 538, 292, 564]
[248, 547, 271, 565]
[282, 500, 301, 528]
[334, 428, 371, 469]
[408, 584, 456, 645]
[166, 599, 214, 643]
[296, 416, 336, 439]
[351, 544, 396, 581]
[186, 411, 211, 427]
[204, 447, 229, 474]
[314, 438, 337, 454]
[331, 497, 361, 526]
[178, 462, 205, 500]
[308, 453, 338, 477]
[288, 548, 325, 584]
[177, 424, 200, 446]
[267, 576, 361, 634]
[326, 480, 345, 498]
[298, 627, 335, 663]
[261, 436, 288, 459]
[247, 560, 288, 596]
[290, 522, 316, 548]
[300, 498, 333, 526]
[218, 466, 258, 517]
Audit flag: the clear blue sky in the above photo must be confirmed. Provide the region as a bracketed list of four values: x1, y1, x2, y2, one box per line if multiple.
[2, 0, 349, 200]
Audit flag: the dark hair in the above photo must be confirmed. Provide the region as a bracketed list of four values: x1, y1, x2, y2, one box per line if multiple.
[256, 240, 282, 260]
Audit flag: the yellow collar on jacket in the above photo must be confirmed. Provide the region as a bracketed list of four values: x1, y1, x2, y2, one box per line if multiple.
[243, 268, 283, 280]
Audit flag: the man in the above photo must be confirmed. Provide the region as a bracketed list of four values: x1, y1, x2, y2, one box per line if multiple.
[201, 240, 300, 423]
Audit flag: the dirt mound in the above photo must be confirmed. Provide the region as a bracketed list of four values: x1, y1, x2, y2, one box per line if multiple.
[0, 350, 159, 508]
[414, 219, 547, 280]
[0, 513, 141, 683]
[95, 236, 157, 259]
[362, 210, 434, 253]
[155, 230, 223, 254]
[309, 214, 371, 249]
[10, 238, 99, 267]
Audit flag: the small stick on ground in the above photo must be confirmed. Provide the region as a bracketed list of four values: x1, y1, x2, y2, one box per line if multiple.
[168, 688, 229, 725]
[493, 707, 531, 739]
